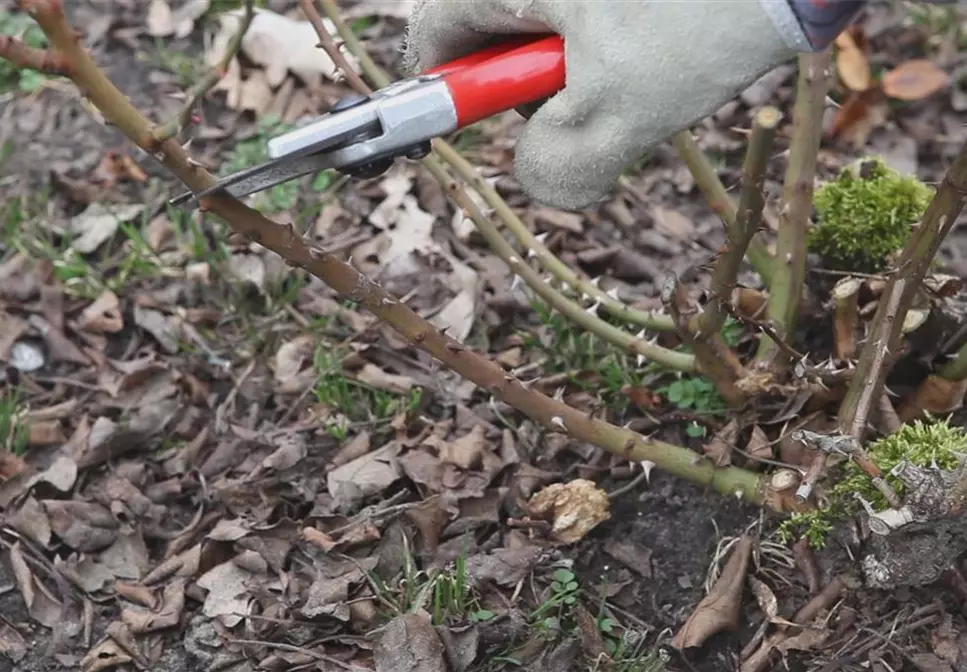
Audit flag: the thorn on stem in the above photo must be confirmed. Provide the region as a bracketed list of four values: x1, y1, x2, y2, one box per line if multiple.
[550, 416, 566, 431]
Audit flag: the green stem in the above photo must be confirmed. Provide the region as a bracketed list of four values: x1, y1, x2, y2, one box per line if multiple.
[671, 130, 774, 285]
[425, 148, 696, 373]
[697, 107, 781, 337]
[754, 51, 830, 370]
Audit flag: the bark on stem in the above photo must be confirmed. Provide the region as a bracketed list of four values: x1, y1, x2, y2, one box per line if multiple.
[152, 0, 254, 142]
[697, 107, 781, 338]
[754, 51, 831, 370]
[838, 139, 967, 440]
[0, 34, 71, 75]
[9, 0, 767, 497]
[671, 130, 774, 285]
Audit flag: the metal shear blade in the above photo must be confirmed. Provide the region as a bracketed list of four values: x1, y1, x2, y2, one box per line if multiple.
[168, 118, 378, 209]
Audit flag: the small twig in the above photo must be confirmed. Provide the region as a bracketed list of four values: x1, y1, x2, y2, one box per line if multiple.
[152, 0, 255, 142]
[754, 50, 831, 371]
[229, 639, 353, 669]
[0, 34, 71, 75]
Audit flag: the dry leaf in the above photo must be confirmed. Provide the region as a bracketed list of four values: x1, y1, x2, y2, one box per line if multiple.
[78, 291, 124, 333]
[652, 207, 694, 239]
[329, 431, 372, 468]
[746, 426, 772, 468]
[69, 203, 143, 254]
[749, 577, 798, 627]
[882, 59, 949, 101]
[327, 442, 402, 512]
[834, 31, 871, 92]
[355, 363, 416, 395]
[704, 419, 739, 467]
[121, 579, 185, 633]
[133, 305, 180, 354]
[237, 69, 275, 117]
[899, 375, 967, 422]
[81, 639, 133, 672]
[147, 0, 210, 38]
[671, 535, 752, 649]
[374, 611, 448, 672]
[43, 500, 118, 552]
[208, 8, 359, 89]
[436, 425, 489, 470]
[273, 334, 316, 392]
[28, 420, 66, 447]
[196, 560, 259, 627]
[527, 479, 611, 544]
[227, 253, 266, 292]
[10, 541, 63, 628]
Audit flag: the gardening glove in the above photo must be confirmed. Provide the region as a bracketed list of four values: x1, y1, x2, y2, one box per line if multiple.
[404, 0, 856, 210]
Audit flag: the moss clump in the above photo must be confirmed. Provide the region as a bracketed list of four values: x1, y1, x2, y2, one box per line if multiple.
[778, 418, 967, 548]
[808, 158, 934, 273]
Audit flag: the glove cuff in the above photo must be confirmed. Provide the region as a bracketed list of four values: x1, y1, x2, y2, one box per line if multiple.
[760, 0, 865, 52]
[760, 0, 812, 52]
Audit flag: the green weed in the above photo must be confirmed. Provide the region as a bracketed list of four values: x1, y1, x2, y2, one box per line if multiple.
[0, 389, 29, 456]
[0, 10, 50, 92]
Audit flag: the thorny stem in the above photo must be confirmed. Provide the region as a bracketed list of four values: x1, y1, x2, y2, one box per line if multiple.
[0, 33, 71, 75]
[662, 275, 747, 406]
[433, 141, 676, 332]
[697, 107, 781, 338]
[671, 130, 774, 285]
[299, 0, 369, 94]
[423, 152, 697, 372]
[838, 138, 967, 441]
[754, 51, 831, 371]
[152, 0, 255, 142]
[317, 0, 384, 90]
[9, 0, 767, 500]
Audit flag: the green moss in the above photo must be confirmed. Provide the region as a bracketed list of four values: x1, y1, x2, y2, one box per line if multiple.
[778, 418, 967, 547]
[808, 158, 934, 273]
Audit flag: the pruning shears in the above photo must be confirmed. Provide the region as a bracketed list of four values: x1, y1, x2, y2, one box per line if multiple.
[170, 35, 565, 210]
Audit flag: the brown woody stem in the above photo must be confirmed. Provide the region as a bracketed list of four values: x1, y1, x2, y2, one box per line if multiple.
[838, 139, 967, 441]
[152, 0, 254, 142]
[8, 0, 766, 499]
[754, 50, 831, 371]
[0, 33, 71, 76]
[671, 130, 774, 285]
[697, 107, 781, 338]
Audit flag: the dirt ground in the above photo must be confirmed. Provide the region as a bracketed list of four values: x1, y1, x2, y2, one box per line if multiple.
[4, 1, 967, 671]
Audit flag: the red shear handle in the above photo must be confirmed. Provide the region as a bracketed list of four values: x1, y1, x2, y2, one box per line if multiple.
[425, 35, 566, 128]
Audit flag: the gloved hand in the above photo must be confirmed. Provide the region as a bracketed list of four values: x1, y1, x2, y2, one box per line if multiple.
[404, 0, 813, 210]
